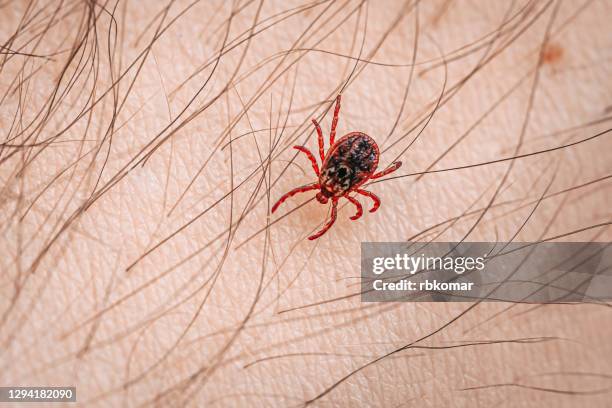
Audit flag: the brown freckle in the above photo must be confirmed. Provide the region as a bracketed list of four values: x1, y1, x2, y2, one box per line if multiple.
[542, 43, 564, 65]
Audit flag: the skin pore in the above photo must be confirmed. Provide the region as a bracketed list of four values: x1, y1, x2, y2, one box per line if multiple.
[1, 1, 611, 406]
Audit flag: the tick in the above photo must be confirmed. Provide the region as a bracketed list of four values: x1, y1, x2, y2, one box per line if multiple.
[272, 95, 402, 240]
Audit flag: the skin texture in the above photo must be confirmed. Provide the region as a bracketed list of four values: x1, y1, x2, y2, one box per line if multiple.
[1, 1, 611, 407]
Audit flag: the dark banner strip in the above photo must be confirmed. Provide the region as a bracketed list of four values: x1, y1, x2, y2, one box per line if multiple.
[361, 242, 612, 302]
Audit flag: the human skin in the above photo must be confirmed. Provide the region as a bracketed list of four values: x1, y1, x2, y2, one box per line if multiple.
[1, 0, 611, 407]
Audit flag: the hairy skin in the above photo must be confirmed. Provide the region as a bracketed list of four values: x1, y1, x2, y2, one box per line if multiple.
[1, 1, 611, 407]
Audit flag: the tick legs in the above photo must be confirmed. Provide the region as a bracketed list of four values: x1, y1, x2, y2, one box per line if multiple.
[329, 94, 341, 146]
[311, 94, 342, 161]
[311, 118, 325, 163]
[354, 189, 381, 213]
[272, 183, 320, 213]
[308, 197, 338, 240]
[293, 146, 320, 176]
[371, 161, 402, 179]
[344, 194, 363, 220]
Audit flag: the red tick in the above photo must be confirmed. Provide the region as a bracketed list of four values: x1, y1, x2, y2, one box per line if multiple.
[272, 95, 402, 240]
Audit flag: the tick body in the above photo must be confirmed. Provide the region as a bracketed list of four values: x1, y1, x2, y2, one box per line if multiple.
[272, 95, 402, 240]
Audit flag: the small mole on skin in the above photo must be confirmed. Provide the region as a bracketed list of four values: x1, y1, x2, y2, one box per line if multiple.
[542, 43, 564, 65]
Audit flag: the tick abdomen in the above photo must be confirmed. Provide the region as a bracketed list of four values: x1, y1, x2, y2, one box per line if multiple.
[319, 132, 380, 197]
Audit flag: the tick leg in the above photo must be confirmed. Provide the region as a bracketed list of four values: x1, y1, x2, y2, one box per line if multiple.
[293, 146, 320, 176]
[311, 118, 325, 163]
[354, 189, 381, 213]
[344, 194, 363, 220]
[308, 198, 338, 240]
[371, 161, 402, 179]
[272, 183, 320, 213]
[329, 94, 341, 146]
